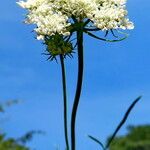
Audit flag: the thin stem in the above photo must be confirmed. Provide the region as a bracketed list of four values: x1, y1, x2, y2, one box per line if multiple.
[84, 27, 101, 31]
[71, 30, 84, 150]
[60, 55, 70, 150]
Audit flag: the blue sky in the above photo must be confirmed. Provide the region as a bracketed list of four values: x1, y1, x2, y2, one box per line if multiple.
[0, 0, 150, 150]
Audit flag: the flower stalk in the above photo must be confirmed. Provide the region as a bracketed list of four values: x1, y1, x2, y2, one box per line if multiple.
[60, 54, 70, 150]
[71, 28, 84, 150]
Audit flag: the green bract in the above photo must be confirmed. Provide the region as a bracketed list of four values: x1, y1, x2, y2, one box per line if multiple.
[45, 34, 73, 58]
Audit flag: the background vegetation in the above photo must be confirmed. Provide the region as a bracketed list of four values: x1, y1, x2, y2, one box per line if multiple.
[109, 125, 150, 150]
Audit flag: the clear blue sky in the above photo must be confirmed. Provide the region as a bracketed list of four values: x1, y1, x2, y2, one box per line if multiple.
[0, 0, 150, 150]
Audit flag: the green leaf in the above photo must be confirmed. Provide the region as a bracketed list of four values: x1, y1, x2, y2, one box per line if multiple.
[88, 135, 105, 150]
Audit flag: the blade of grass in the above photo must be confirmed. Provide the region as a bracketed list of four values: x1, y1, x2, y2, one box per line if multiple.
[105, 96, 142, 149]
[88, 135, 105, 150]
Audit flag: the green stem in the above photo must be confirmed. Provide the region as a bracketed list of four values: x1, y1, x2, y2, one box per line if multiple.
[60, 54, 70, 150]
[71, 30, 84, 150]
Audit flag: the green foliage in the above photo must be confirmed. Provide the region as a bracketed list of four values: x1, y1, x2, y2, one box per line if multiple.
[0, 100, 29, 150]
[0, 134, 29, 150]
[0, 100, 44, 150]
[109, 125, 150, 150]
[17, 130, 45, 144]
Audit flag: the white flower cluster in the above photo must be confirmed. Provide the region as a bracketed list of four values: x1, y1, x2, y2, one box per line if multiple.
[17, 0, 134, 40]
